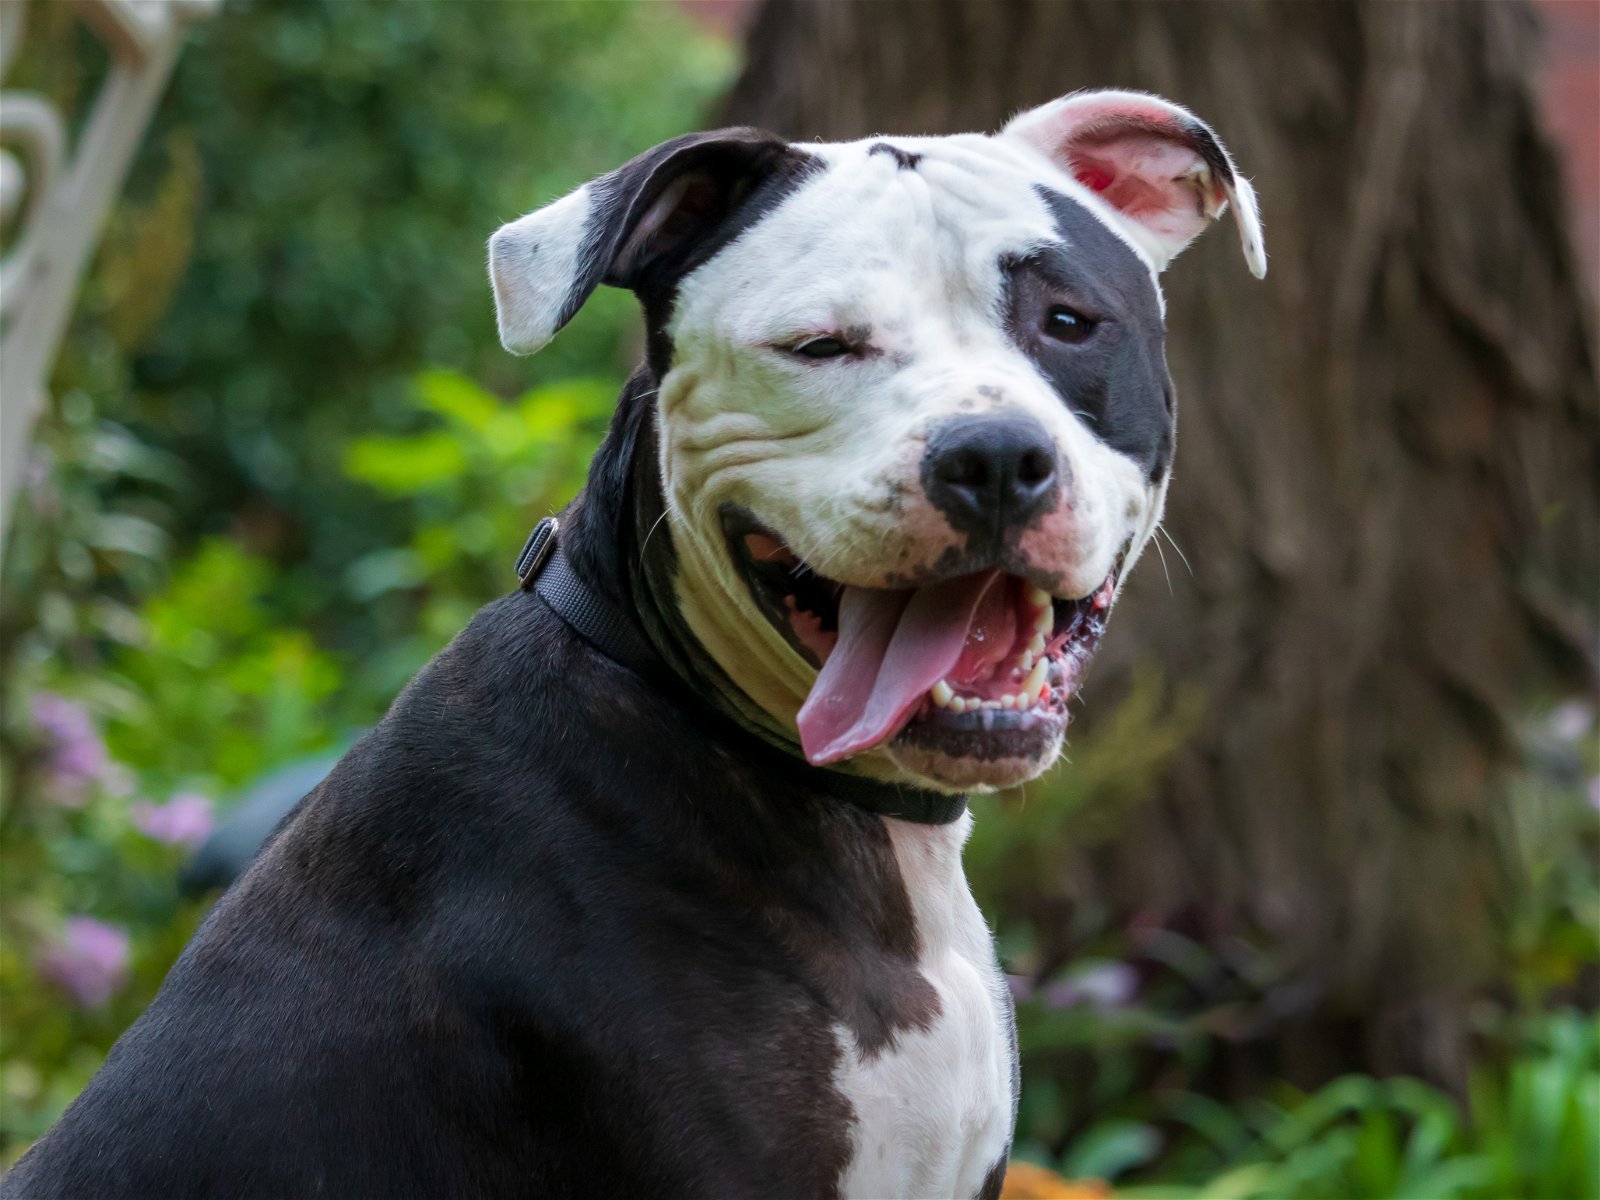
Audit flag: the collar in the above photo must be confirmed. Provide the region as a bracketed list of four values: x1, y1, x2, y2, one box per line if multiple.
[516, 517, 968, 826]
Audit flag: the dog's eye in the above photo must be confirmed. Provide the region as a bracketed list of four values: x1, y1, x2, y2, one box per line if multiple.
[790, 336, 852, 360]
[1043, 307, 1097, 344]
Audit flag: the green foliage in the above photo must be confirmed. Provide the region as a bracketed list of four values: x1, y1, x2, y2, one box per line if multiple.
[1103, 1010, 1600, 1200]
[339, 369, 614, 698]
[123, 0, 730, 606]
[97, 539, 347, 788]
[5, 0, 731, 677]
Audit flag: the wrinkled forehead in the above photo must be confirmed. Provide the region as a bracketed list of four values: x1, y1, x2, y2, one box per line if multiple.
[674, 133, 1161, 336]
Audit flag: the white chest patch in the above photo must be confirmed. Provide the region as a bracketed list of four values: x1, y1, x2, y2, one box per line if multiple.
[834, 813, 1015, 1200]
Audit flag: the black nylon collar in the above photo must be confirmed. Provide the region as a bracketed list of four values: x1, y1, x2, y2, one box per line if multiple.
[516, 517, 968, 826]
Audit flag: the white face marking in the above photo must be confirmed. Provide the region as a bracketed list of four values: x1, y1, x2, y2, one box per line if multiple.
[656, 134, 1167, 784]
[832, 814, 1014, 1198]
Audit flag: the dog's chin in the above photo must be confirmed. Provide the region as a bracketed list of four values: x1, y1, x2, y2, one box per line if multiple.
[886, 724, 1064, 793]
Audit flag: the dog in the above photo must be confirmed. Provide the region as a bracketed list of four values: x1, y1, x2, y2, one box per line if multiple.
[3, 89, 1262, 1199]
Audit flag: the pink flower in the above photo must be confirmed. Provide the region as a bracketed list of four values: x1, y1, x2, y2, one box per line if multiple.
[131, 792, 214, 848]
[30, 692, 111, 806]
[37, 917, 131, 1008]
[1546, 701, 1594, 746]
[1043, 961, 1139, 1012]
[31, 691, 95, 748]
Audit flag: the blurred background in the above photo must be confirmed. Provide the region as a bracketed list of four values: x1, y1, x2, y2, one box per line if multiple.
[1, 1, 1596, 1195]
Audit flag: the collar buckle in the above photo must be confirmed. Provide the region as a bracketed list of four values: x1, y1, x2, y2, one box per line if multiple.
[515, 517, 559, 590]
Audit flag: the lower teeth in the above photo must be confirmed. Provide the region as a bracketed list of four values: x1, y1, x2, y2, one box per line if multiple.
[929, 673, 1048, 714]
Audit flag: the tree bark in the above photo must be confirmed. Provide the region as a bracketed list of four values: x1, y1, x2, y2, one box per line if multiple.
[723, 0, 1599, 1089]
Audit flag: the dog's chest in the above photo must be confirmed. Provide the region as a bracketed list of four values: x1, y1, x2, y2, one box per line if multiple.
[833, 814, 1015, 1199]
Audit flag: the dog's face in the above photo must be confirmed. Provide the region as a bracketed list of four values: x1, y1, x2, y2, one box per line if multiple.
[490, 90, 1264, 793]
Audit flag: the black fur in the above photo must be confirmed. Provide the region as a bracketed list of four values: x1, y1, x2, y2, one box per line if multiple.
[867, 141, 922, 170]
[1005, 189, 1175, 482]
[1173, 114, 1235, 189]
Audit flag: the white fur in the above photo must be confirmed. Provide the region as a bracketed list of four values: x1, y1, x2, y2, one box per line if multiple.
[488, 184, 594, 355]
[656, 133, 1162, 780]
[834, 814, 1015, 1199]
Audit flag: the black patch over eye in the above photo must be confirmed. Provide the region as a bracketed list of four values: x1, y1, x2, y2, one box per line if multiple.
[1043, 306, 1097, 344]
[790, 336, 852, 360]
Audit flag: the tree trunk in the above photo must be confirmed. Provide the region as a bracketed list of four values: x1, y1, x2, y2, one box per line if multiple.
[723, 0, 1599, 1090]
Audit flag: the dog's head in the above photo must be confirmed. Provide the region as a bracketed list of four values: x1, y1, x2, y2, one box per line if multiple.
[489, 90, 1264, 794]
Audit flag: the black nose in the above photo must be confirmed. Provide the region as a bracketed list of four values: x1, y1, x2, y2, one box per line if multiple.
[923, 414, 1059, 532]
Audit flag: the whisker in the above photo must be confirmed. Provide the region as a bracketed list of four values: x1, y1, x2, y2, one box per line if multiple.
[1156, 523, 1194, 577]
[639, 509, 671, 564]
[1150, 532, 1174, 596]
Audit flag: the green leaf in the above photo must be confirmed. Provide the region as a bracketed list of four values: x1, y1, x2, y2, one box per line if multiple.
[1060, 1119, 1161, 1181]
[343, 432, 468, 494]
[414, 369, 500, 433]
[344, 548, 426, 601]
[83, 513, 171, 561]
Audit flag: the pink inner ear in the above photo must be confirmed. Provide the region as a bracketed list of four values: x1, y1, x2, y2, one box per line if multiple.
[1100, 174, 1171, 220]
[1003, 92, 1265, 275]
[1072, 151, 1171, 219]
[1074, 163, 1115, 193]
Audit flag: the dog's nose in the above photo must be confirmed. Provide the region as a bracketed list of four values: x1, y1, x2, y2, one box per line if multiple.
[923, 414, 1059, 530]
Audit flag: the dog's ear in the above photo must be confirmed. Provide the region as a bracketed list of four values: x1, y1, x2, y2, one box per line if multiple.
[489, 128, 802, 355]
[1001, 90, 1266, 278]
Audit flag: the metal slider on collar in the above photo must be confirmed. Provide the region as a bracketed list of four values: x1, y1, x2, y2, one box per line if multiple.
[515, 516, 559, 590]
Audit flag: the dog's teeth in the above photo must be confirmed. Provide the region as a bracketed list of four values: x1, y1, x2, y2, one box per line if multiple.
[1026, 632, 1046, 658]
[1033, 606, 1053, 637]
[1000, 693, 1017, 710]
[1017, 651, 1034, 673]
[950, 696, 968, 714]
[979, 699, 1001, 710]
[1027, 584, 1052, 607]
[931, 679, 954, 708]
[1021, 656, 1048, 700]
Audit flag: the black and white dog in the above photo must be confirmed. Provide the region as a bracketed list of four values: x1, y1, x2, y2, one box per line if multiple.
[5, 90, 1262, 1199]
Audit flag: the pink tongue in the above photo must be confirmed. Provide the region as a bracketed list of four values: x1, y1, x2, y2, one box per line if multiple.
[797, 572, 1002, 765]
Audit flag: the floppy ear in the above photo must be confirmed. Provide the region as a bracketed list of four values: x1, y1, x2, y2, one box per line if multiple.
[489, 128, 803, 355]
[1001, 89, 1266, 278]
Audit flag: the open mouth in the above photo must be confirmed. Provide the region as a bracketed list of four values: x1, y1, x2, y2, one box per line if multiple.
[725, 511, 1115, 768]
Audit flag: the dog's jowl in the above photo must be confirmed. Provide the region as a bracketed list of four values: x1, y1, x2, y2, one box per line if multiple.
[4, 91, 1262, 1199]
